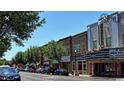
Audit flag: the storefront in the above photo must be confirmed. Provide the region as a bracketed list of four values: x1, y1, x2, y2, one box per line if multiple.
[86, 48, 124, 77]
[61, 56, 70, 71]
[71, 55, 87, 75]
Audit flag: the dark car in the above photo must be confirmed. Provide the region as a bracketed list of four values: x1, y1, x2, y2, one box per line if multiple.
[29, 67, 36, 73]
[48, 67, 55, 75]
[0, 67, 21, 81]
[54, 68, 69, 76]
[42, 66, 50, 74]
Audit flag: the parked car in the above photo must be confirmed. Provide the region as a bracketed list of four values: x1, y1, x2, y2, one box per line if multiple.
[0, 67, 21, 81]
[42, 66, 50, 74]
[36, 67, 44, 73]
[54, 68, 69, 76]
[24, 67, 30, 72]
[47, 67, 55, 75]
[17, 67, 25, 72]
[29, 67, 36, 73]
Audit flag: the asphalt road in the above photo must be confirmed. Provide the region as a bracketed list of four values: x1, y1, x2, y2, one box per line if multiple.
[20, 72, 119, 81]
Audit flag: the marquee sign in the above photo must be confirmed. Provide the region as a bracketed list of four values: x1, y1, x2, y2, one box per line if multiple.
[109, 48, 124, 58]
[71, 48, 124, 61]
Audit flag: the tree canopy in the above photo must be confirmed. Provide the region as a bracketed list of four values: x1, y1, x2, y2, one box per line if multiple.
[12, 40, 64, 68]
[43, 40, 64, 67]
[0, 11, 45, 57]
[12, 46, 44, 66]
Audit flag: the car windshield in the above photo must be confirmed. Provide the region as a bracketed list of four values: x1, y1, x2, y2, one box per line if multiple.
[0, 67, 17, 75]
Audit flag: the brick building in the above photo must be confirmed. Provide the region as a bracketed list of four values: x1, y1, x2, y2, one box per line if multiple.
[71, 32, 87, 75]
[59, 36, 72, 73]
[59, 32, 88, 75]
[42, 11, 124, 77]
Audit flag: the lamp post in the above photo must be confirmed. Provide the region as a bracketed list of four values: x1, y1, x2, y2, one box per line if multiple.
[74, 50, 78, 76]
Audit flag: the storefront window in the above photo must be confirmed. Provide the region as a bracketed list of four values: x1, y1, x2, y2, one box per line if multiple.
[78, 61, 82, 70]
[105, 63, 115, 72]
[73, 62, 75, 70]
[83, 64, 86, 70]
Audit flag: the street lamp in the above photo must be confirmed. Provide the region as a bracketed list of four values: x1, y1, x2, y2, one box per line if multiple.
[74, 50, 77, 66]
[74, 49, 78, 76]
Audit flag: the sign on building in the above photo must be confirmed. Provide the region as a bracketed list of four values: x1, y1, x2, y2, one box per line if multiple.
[109, 48, 124, 58]
[61, 56, 70, 62]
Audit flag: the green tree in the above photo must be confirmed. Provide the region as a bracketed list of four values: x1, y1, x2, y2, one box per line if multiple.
[12, 46, 44, 66]
[0, 58, 7, 66]
[14, 52, 25, 65]
[0, 11, 45, 57]
[43, 40, 64, 68]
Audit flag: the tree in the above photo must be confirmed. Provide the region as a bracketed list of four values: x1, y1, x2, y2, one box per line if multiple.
[12, 46, 44, 67]
[0, 58, 8, 66]
[43, 40, 64, 68]
[0, 11, 45, 57]
[14, 52, 25, 64]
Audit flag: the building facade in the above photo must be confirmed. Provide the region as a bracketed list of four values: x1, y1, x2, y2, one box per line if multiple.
[71, 32, 87, 75]
[87, 12, 124, 77]
[59, 32, 87, 75]
[42, 11, 124, 77]
[59, 36, 72, 73]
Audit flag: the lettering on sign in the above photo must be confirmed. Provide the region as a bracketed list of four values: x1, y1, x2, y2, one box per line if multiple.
[109, 49, 124, 58]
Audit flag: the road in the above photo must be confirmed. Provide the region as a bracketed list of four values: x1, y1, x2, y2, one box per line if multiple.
[20, 72, 119, 81]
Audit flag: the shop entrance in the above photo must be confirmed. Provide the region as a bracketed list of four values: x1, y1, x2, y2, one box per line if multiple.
[121, 63, 124, 77]
[94, 63, 116, 77]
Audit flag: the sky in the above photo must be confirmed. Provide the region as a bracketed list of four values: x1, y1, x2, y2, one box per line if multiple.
[4, 11, 113, 60]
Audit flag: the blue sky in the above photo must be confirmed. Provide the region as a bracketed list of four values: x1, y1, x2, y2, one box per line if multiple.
[4, 11, 113, 60]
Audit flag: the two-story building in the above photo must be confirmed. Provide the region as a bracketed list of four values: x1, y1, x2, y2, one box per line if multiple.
[71, 32, 87, 75]
[59, 36, 72, 73]
[59, 32, 87, 75]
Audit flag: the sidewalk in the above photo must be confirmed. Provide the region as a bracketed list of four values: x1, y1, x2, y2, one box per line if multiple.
[69, 73, 91, 78]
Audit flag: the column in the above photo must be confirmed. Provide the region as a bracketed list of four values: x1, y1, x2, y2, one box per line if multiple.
[82, 62, 84, 74]
[75, 61, 79, 75]
[91, 63, 94, 76]
[116, 62, 121, 77]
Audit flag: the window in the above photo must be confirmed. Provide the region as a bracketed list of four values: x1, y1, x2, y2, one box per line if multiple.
[83, 64, 86, 70]
[73, 62, 75, 70]
[74, 44, 81, 53]
[78, 62, 82, 70]
[106, 37, 112, 47]
[93, 40, 97, 49]
[122, 34, 124, 44]
[83, 61, 87, 70]
[64, 47, 70, 56]
[121, 18, 124, 27]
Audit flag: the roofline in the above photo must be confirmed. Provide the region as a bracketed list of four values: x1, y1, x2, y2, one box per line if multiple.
[87, 22, 98, 27]
[58, 36, 72, 41]
[87, 11, 119, 27]
[72, 31, 87, 37]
